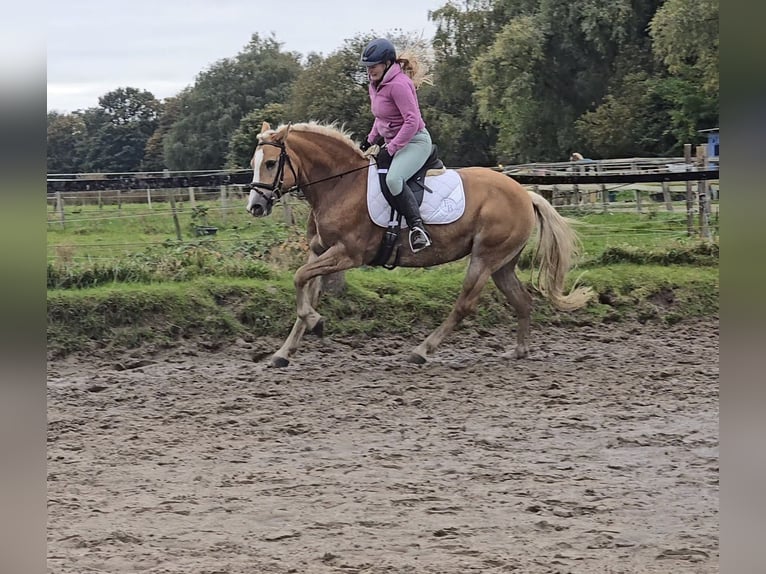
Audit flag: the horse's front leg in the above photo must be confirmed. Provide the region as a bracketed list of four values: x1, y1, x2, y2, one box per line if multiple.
[269, 274, 322, 368]
[268, 232, 324, 367]
[270, 243, 358, 367]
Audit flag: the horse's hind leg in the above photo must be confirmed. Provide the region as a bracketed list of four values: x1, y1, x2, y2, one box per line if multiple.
[410, 258, 493, 364]
[491, 259, 532, 358]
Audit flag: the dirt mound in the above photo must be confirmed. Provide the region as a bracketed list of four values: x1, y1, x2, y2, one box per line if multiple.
[48, 319, 718, 573]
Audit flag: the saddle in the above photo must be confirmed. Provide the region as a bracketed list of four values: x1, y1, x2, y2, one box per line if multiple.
[371, 145, 446, 268]
[375, 145, 446, 208]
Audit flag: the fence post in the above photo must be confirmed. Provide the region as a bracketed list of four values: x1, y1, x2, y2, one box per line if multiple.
[631, 161, 642, 213]
[98, 189, 103, 210]
[634, 189, 643, 213]
[600, 184, 608, 213]
[282, 193, 295, 226]
[168, 189, 183, 241]
[188, 186, 196, 207]
[572, 165, 581, 206]
[146, 187, 153, 209]
[697, 144, 711, 240]
[55, 191, 65, 229]
[684, 144, 694, 236]
[220, 185, 228, 225]
[117, 188, 122, 211]
[661, 181, 673, 211]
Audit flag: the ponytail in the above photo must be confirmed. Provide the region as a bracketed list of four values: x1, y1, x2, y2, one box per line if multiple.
[396, 48, 433, 89]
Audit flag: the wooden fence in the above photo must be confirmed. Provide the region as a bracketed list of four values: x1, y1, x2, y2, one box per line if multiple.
[47, 146, 719, 240]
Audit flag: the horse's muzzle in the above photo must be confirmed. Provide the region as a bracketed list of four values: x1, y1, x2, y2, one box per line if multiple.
[248, 204, 268, 217]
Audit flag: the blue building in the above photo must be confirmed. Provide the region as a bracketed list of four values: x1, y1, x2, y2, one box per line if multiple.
[699, 128, 719, 159]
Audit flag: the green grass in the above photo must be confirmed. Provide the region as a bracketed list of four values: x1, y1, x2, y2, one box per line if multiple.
[46, 197, 719, 356]
[47, 197, 307, 260]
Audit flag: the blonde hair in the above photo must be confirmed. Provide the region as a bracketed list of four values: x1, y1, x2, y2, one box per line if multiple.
[395, 38, 433, 89]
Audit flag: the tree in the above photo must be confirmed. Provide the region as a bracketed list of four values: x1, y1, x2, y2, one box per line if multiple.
[575, 72, 675, 157]
[80, 87, 161, 172]
[47, 111, 86, 173]
[577, 0, 718, 157]
[163, 34, 301, 170]
[423, 0, 503, 166]
[226, 103, 288, 169]
[472, 0, 663, 162]
[650, 0, 718, 94]
[285, 39, 372, 141]
[142, 96, 182, 171]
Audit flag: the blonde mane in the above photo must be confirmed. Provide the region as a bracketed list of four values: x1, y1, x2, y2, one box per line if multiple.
[265, 121, 366, 157]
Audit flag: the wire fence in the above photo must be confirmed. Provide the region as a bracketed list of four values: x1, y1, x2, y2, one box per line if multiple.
[46, 186, 718, 264]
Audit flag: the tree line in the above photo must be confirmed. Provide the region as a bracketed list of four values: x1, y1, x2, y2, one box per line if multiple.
[47, 0, 718, 174]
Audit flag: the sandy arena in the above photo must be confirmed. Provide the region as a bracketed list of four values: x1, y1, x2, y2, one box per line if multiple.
[47, 319, 719, 573]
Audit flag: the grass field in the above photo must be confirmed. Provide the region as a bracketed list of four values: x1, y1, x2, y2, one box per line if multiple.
[46, 192, 719, 355]
[47, 192, 718, 267]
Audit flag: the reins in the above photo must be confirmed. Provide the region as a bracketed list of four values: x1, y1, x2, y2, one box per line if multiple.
[249, 139, 372, 206]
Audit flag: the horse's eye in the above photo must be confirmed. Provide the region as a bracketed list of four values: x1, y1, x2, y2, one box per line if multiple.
[265, 160, 277, 170]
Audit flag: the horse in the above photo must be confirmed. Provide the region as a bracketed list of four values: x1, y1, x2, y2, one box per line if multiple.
[247, 121, 593, 367]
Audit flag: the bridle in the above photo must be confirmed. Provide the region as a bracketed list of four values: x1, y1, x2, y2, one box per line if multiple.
[249, 137, 375, 211]
[249, 140, 299, 210]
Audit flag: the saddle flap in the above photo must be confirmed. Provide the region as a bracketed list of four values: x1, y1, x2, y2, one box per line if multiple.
[367, 162, 465, 229]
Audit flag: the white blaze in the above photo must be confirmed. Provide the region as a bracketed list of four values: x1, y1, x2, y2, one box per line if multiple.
[247, 148, 264, 212]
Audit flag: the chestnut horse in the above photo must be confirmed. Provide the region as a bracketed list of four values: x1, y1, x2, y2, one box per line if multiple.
[247, 122, 592, 367]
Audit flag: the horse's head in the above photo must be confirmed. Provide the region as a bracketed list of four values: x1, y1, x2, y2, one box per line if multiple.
[247, 120, 367, 217]
[246, 122, 297, 217]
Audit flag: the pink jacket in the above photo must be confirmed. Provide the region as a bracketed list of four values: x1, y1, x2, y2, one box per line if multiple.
[366, 63, 426, 156]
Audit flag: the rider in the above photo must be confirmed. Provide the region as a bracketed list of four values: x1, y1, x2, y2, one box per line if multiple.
[359, 38, 433, 253]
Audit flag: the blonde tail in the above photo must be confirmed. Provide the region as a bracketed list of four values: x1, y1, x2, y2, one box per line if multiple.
[528, 190, 593, 311]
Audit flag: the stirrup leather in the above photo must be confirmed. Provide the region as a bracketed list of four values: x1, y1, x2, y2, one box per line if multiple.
[409, 226, 432, 253]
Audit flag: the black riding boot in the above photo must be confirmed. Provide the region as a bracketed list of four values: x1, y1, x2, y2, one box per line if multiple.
[396, 183, 432, 253]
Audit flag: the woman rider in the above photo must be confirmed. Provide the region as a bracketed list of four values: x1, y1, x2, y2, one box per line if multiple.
[359, 38, 433, 253]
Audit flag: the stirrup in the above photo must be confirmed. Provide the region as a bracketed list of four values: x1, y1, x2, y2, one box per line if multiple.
[409, 226, 432, 253]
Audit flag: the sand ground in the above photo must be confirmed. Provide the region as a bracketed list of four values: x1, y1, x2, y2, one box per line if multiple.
[47, 319, 719, 573]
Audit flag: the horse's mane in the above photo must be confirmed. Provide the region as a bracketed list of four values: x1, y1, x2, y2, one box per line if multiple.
[266, 121, 366, 158]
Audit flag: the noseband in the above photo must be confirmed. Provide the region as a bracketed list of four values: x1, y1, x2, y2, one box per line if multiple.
[249, 140, 299, 208]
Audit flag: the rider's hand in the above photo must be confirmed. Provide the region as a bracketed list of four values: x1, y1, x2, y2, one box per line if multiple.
[362, 144, 380, 158]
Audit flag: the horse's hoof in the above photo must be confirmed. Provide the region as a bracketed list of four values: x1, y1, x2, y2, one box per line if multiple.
[407, 353, 427, 365]
[271, 356, 290, 368]
[311, 318, 325, 338]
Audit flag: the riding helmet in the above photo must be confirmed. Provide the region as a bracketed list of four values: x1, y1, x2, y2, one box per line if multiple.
[360, 38, 396, 67]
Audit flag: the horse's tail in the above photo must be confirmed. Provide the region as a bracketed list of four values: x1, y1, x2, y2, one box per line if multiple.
[528, 190, 594, 311]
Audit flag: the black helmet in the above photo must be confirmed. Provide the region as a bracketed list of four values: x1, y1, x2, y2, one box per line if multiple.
[360, 38, 396, 67]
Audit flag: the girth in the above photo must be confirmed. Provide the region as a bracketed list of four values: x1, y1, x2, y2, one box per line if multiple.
[370, 145, 445, 269]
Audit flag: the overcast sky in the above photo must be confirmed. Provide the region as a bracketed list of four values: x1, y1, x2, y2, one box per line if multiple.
[47, 0, 446, 113]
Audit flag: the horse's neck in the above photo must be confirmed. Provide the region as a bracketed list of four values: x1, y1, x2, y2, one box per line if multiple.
[293, 135, 366, 207]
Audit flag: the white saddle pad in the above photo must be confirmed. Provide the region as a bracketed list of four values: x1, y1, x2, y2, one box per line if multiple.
[366, 160, 465, 228]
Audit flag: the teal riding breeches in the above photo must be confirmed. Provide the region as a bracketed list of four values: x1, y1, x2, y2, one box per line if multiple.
[386, 129, 432, 196]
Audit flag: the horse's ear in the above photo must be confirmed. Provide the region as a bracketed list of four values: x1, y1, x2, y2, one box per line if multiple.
[260, 121, 271, 133]
[273, 122, 291, 143]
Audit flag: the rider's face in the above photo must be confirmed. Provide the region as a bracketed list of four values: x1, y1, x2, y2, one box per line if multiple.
[367, 62, 387, 83]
